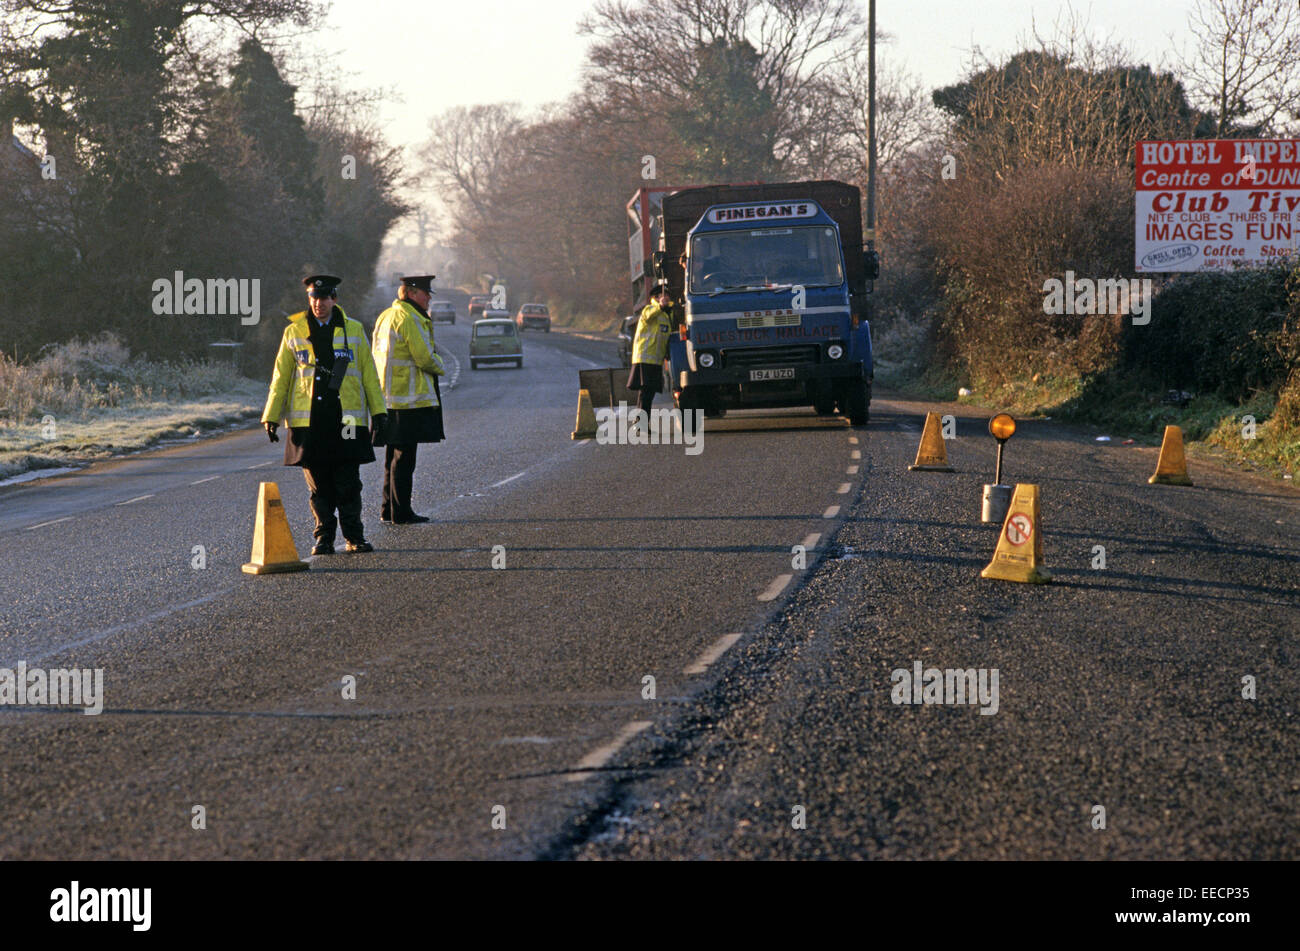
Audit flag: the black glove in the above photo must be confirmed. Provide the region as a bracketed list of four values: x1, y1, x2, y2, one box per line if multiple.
[370, 413, 388, 447]
[265, 421, 279, 443]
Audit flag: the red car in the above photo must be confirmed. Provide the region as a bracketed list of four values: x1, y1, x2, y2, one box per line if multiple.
[468, 295, 491, 321]
[516, 303, 551, 332]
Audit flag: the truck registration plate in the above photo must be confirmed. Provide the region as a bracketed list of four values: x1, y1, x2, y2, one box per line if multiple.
[750, 368, 795, 381]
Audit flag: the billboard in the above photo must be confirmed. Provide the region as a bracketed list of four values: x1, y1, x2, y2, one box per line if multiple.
[1135, 139, 1299, 272]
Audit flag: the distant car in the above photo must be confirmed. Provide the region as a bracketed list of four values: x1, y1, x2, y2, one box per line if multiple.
[468, 296, 491, 321]
[428, 299, 456, 324]
[516, 303, 551, 332]
[617, 314, 637, 366]
[470, 315, 523, 369]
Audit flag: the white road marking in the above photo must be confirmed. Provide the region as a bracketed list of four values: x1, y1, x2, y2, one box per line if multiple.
[851, 450, 861, 460]
[246, 461, 274, 470]
[25, 517, 73, 531]
[836, 482, 851, 494]
[683, 633, 743, 675]
[757, 573, 792, 602]
[849, 436, 860, 445]
[115, 494, 154, 506]
[567, 720, 653, 782]
[190, 476, 220, 485]
[490, 471, 526, 488]
[799, 532, 822, 551]
[846, 465, 859, 475]
[823, 505, 841, 519]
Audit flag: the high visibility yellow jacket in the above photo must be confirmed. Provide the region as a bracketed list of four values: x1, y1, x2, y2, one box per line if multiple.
[261, 308, 386, 427]
[632, 301, 673, 365]
[372, 299, 446, 409]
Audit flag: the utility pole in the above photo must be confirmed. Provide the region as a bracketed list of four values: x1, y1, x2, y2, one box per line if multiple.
[866, 0, 877, 251]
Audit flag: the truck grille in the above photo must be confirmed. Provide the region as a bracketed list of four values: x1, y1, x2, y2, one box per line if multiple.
[736, 313, 802, 329]
[722, 345, 820, 369]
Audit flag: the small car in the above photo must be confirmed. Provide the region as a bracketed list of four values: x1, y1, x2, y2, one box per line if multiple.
[470, 315, 523, 369]
[617, 314, 638, 366]
[428, 299, 456, 324]
[468, 295, 491, 321]
[516, 303, 551, 332]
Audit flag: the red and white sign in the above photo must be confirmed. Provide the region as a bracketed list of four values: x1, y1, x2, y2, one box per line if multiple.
[1004, 513, 1033, 546]
[1135, 139, 1299, 272]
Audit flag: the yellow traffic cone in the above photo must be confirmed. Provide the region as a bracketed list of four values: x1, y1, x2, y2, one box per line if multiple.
[571, 387, 598, 440]
[908, 412, 955, 471]
[1148, 425, 1193, 485]
[981, 483, 1052, 584]
[241, 482, 309, 575]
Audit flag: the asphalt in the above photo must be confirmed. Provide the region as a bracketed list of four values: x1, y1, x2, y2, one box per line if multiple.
[1, 315, 1296, 860]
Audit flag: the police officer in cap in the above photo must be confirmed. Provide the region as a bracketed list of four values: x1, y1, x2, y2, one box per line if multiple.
[371, 274, 446, 523]
[262, 275, 388, 554]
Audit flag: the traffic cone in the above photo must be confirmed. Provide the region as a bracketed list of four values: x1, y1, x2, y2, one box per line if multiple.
[1148, 425, 1193, 485]
[571, 388, 598, 439]
[981, 483, 1052, 584]
[241, 482, 309, 575]
[908, 412, 955, 471]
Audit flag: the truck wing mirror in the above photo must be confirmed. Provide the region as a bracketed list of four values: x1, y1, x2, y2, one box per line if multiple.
[863, 249, 880, 282]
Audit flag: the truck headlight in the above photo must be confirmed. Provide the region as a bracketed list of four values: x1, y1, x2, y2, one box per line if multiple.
[827, 344, 844, 360]
[698, 351, 716, 369]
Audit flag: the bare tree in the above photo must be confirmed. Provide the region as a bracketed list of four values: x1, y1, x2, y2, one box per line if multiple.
[1186, 0, 1300, 136]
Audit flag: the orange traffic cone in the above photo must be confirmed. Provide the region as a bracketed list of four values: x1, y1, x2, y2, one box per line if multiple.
[981, 483, 1052, 584]
[1148, 425, 1193, 485]
[241, 482, 309, 575]
[908, 412, 955, 471]
[572, 388, 598, 440]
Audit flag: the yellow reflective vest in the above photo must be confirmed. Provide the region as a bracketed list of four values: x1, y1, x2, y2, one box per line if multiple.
[632, 301, 673, 365]
[261, 308, 386, 428]
[372, 299, 446, 409]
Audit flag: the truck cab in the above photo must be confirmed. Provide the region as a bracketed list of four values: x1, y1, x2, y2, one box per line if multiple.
[658, 183, 874, 424]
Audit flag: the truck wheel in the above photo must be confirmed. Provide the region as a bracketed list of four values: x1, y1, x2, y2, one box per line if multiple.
[813, 393, 837, 416]
[470, 360, 479, 371]
[516, 359, 523, 369]
[845, 380, 870, 426]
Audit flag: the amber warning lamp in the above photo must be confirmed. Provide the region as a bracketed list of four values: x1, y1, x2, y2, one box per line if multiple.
[982, 413, 1017, 524]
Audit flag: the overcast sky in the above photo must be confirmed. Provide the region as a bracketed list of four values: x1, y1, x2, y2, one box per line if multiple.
[324, 0, 1202, 153]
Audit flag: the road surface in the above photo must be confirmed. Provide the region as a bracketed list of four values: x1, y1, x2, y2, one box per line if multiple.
[1, 305, 1296, 859]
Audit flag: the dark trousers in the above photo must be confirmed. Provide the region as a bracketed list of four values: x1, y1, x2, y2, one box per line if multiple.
[636, 386, 656, 416]
[303, 462, 364, 544]
[382, 444, 419, 519]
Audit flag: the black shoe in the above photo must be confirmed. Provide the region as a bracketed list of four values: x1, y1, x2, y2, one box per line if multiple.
[380, 514, 393, 523]
[311, 542, 335, 556]
[344, 540, 374, 553]
[392, 513, 430, 524]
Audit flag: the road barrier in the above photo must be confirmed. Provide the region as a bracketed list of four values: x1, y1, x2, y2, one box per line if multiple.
[572, 389, 598, 440]
[1149, 425, 1194, 486]
[908, 412, 955, 472]
[241, 482, 309, 575]
[980, 483, 1052, 584]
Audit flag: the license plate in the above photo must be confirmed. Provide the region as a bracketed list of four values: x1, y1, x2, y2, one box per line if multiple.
[750, 368, 795, 381]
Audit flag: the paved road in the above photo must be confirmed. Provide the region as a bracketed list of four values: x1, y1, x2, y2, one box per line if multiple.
[1, 314, 1296, 859]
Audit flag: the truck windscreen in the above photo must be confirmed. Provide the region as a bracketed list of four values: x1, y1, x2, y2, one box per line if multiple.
[689, 226, 844, 294]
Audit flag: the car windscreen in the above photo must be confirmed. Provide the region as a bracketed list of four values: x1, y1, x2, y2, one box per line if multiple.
[689, 226, 844, 293]
[474, 323, 514, 337]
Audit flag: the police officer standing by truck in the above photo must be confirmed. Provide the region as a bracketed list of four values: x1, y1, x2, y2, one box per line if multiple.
[371, 275, 446, 524]
[262, 275, 388, 555]
[627, 281, 675, 420]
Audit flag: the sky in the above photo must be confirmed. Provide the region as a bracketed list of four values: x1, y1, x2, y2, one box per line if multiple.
[317, 0, 1206, 239]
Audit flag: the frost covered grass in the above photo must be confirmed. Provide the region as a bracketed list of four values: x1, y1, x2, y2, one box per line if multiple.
[0, 334, 262, 478]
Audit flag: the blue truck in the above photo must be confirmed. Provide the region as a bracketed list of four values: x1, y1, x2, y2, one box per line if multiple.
[637, 181, 877, 424]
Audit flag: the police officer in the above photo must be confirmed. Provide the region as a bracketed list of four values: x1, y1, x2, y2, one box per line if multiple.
[262, 275, 388, 555]
[627, 281, 675, 418]
[371, 274, 446, 524]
